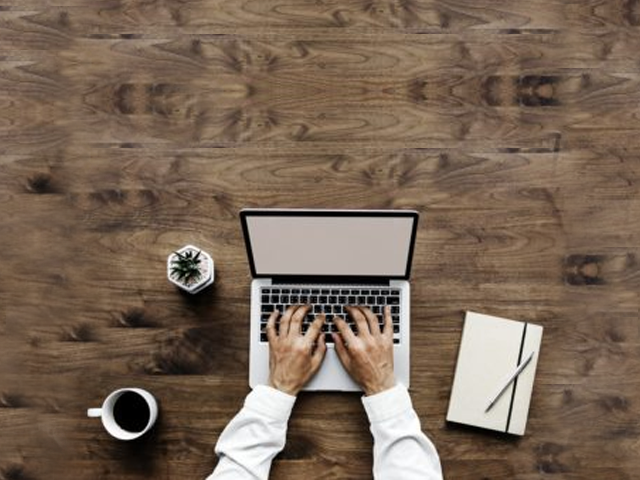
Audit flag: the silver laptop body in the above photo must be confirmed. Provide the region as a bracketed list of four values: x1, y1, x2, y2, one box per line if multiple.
[241, 209, 419, 391]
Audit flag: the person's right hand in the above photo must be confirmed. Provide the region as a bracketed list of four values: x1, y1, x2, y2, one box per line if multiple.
[332, 306, 396, 396]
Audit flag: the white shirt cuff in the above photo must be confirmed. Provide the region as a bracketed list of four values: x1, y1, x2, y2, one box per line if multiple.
[244, 385, 297, 422]
[361, 384, 413, 423]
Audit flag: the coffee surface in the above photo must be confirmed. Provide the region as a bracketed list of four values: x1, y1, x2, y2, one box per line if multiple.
[113, 392, 150, 433]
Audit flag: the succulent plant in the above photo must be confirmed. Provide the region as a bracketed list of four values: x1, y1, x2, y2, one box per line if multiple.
[170, 249, 203, 285]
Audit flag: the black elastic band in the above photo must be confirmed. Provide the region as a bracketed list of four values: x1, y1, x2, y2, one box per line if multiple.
[505, 322, 528, 432]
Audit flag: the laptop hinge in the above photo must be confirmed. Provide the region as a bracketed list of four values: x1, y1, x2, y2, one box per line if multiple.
[271, 276, 391, 286]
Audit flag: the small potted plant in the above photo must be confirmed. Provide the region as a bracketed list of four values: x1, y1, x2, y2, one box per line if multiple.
[167, 245, 214, 294]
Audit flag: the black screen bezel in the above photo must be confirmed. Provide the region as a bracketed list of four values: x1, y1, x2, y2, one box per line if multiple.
[239, 209, 419, 282]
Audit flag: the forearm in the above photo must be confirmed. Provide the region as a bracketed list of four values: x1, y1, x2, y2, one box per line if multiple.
[207, 386, 296, 480]
[363, 384, 443, 480]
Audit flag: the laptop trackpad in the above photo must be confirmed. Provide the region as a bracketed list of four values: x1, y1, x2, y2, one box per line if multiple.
[303, 347, 361, 392]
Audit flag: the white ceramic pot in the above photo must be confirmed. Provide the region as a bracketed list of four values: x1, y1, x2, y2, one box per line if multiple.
[167, 245, 214, 294]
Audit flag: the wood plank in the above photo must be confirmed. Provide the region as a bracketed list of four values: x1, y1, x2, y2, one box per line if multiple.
[1, 0, 639, 34]
[2, 26, 640, 152]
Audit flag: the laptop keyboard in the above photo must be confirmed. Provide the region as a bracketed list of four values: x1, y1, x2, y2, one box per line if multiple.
[259, 286, 402, 345]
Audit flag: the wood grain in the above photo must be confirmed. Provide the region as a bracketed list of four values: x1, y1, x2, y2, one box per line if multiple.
[1, 0, 640, 479]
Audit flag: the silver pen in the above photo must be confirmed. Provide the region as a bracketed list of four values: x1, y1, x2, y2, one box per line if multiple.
[485, 351, 536, 413]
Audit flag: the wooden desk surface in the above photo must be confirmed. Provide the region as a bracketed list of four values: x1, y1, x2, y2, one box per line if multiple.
[1, 1, 639, 479]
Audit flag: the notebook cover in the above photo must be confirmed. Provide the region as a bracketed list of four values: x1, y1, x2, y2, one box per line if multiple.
[446, 311, 543, 435]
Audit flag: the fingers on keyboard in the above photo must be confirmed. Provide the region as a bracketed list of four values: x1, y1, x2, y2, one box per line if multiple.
[259, 287, 402, 343]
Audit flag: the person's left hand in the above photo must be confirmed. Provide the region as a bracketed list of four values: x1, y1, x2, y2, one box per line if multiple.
[267, 305, 327, 396]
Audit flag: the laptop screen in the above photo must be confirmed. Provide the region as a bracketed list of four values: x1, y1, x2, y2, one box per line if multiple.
[240, 210, 418, 279]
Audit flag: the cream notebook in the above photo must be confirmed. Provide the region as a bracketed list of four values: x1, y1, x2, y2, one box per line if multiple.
[446, 311, 543, 435]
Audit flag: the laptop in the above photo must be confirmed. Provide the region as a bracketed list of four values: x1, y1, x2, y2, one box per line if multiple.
[240, 208, 419, 391]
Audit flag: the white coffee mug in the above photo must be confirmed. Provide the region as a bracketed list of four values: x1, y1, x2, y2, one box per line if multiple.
[87, 388, 158, 440]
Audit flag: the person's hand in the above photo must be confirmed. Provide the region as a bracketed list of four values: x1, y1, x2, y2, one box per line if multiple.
[332, 306, 396, 396]
[267, 305, 327, 396]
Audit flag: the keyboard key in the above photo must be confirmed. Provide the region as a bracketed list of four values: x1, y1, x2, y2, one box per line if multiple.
[272, 289, 281, 294]
[310, 295, 318, 303]
[331, 289, 340, 294]
[391, 290, 400, 295]
[292, 288, 301, 294]
[302, 289, 311, 294]
[325, 333, 334, 343]
[392, 315, 400, 324]
[302, 324, 309, 333]
[281, 295, 290, 303]
[261, 305, 273, 313]
[372, 305, 381, 314]
[300, 295, 309, 303]
[270, 295, 279, 303]
[393, 339, 400, 344]
[311, 289, 320, 294]
[261, 313, 272, 321]
[348, 296, 356, 304]
[381, 290, 389, 295]
[367, 296, 375, 304]
[391, 306, 400, 314]
[361, 290, 370, 295]
[393, 325, 400, 333]
[321, 324, 329, 332]
[329, 296, 337, 303]
[341, 289, 350, 294]
[350, 289, 360, 294]
[261, 295, 269, 303]
[282, 289, 291, 294]
[376, 296, 385, 304]
[260, 333, 268, 342]
[338, 296, 346, 303]
[325, 314, 334, 323]
[314, 305, 323, 313]
[262, 288, 271, 294]
[290, 295, 299, 303]
[388, 296, 400, 305]
[276, 304, 284, 313]
[357, 296, 366, 304]
[319, 296, 327, 303]
[321, 289, 330, 294]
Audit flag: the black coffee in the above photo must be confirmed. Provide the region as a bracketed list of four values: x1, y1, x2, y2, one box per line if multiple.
[113, 391, 150, 433]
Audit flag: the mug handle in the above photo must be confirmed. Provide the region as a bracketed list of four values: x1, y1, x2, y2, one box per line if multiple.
[87, 408, 102, 418]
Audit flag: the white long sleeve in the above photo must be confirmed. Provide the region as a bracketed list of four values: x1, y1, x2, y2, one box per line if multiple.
[207, 384, 442, 480]
[362, 384, 443, 479]
[206, 385, 296, 480]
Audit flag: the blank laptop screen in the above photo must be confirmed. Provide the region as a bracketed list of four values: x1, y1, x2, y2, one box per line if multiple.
[243, 212, 417, 278]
